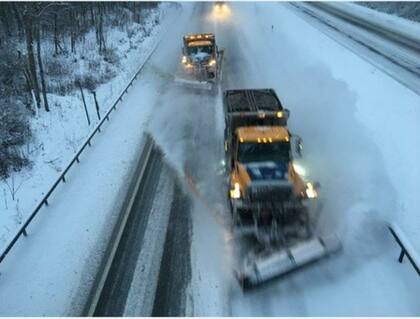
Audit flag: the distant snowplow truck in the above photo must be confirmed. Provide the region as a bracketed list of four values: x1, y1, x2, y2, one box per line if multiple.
[175, 33, 224, 91]
[223, 89, 341, 288]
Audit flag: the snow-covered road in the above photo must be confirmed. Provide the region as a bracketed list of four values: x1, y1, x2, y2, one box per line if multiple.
[0, 2, 419, 316]
[146, 2, 420, 315]
[221, 2, 420, 315]
[291, 2, 420, 95]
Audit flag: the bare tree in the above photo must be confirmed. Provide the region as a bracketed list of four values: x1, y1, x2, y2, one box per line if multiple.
[3, 188, 8, 210]
[36, 25, 49, 112]
[96, 3, 106, 53]
[4, 173, 25, 201]
[53, 12, 63, 55]
[23, 5, 42, 110]
[0, 3, 12, 38]
[11, 3, 24, 37]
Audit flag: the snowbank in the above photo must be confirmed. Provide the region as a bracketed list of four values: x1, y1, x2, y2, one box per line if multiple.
[315, 2, 420, 50]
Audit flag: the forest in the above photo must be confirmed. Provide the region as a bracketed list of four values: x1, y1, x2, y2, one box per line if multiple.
[0, 2, 159, 179]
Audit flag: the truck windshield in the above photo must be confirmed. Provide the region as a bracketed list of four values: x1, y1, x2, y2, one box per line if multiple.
[187, 45, 213, 55]
[238, 142, 291, 163]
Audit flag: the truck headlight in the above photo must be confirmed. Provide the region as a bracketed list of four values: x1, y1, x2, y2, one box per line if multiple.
[230, 182, 241, 199]
[209, 59, 216, 66]
[305, 182, 318, 199]
[182, 56, 187, 64]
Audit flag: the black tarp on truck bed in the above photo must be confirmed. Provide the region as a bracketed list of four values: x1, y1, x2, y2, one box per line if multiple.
[224, 89, 284, 113]
[223, 89, 289, 141]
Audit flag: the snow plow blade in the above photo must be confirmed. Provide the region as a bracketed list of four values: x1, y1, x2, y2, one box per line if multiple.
[174, 77, 213, 91]
[238, 234, 341, 288]
[174, 49, 224, 91]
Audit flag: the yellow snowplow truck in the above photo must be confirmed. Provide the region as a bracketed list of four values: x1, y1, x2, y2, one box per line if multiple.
[175, 33, 224, 91]
[223, 89, 341, 288]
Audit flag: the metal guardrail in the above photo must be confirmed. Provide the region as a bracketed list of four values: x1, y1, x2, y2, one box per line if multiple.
[0, 39, 161, 265]
[292, 1, 420, 97]
[311, 2, 420, 52]
[388, 225, 420, 277]
[85, 133, 156, 316]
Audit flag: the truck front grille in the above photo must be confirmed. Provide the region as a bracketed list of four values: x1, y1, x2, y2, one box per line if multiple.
[247, 181, 293, 201]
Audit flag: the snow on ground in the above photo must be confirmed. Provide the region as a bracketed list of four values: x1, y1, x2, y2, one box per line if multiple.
[358, 2, 420, 24]
[293, 2, 420, 96]
[0, 4, 184, 315]
[187, 196, 232, 316]
[330, 2, 420, 38]
[141, 4, 231, 315]
[142, 2, 420, 315]
[229, 0, 420, 258]
[0, 5, 163, 251]
[123, 164, 175, 316]
[289, 2, 420, 257]
[220, 2, 420, 315]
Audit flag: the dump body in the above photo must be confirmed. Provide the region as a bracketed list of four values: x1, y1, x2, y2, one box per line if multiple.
[224, 89, 289, 152]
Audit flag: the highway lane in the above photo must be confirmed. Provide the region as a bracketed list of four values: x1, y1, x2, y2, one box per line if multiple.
[93, 143, 164, 316]
[90, 2, 420, 316]
[223, 3, 420, 315]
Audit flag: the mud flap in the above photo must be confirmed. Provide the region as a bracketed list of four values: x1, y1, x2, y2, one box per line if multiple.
[238, 234, 341, 288]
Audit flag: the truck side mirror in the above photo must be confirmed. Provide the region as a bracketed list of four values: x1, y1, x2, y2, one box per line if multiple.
[293, 136, 303, 157]
[297, 138, 303, 156]
[217, 159, 227, 176]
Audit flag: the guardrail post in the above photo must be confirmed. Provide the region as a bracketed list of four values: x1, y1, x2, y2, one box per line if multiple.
[76, 156, 80, 163]
[44, 199, 49, 206]
[23, 228, 28, 236]
[398, 250, 405, 263]
[98, 127, 101, 133]
[62, 175, 66, 183]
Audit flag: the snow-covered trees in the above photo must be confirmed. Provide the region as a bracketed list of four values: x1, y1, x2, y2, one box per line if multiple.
[0, 105, 31, 179]
[0, 40, 31, 179]
[0, 2, 160, 179]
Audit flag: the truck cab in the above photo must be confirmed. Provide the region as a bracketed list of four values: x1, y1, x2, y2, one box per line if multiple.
[223, 89, 317, 218]
[181, 33, 219, 81]
[229, 126, 315, 203]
